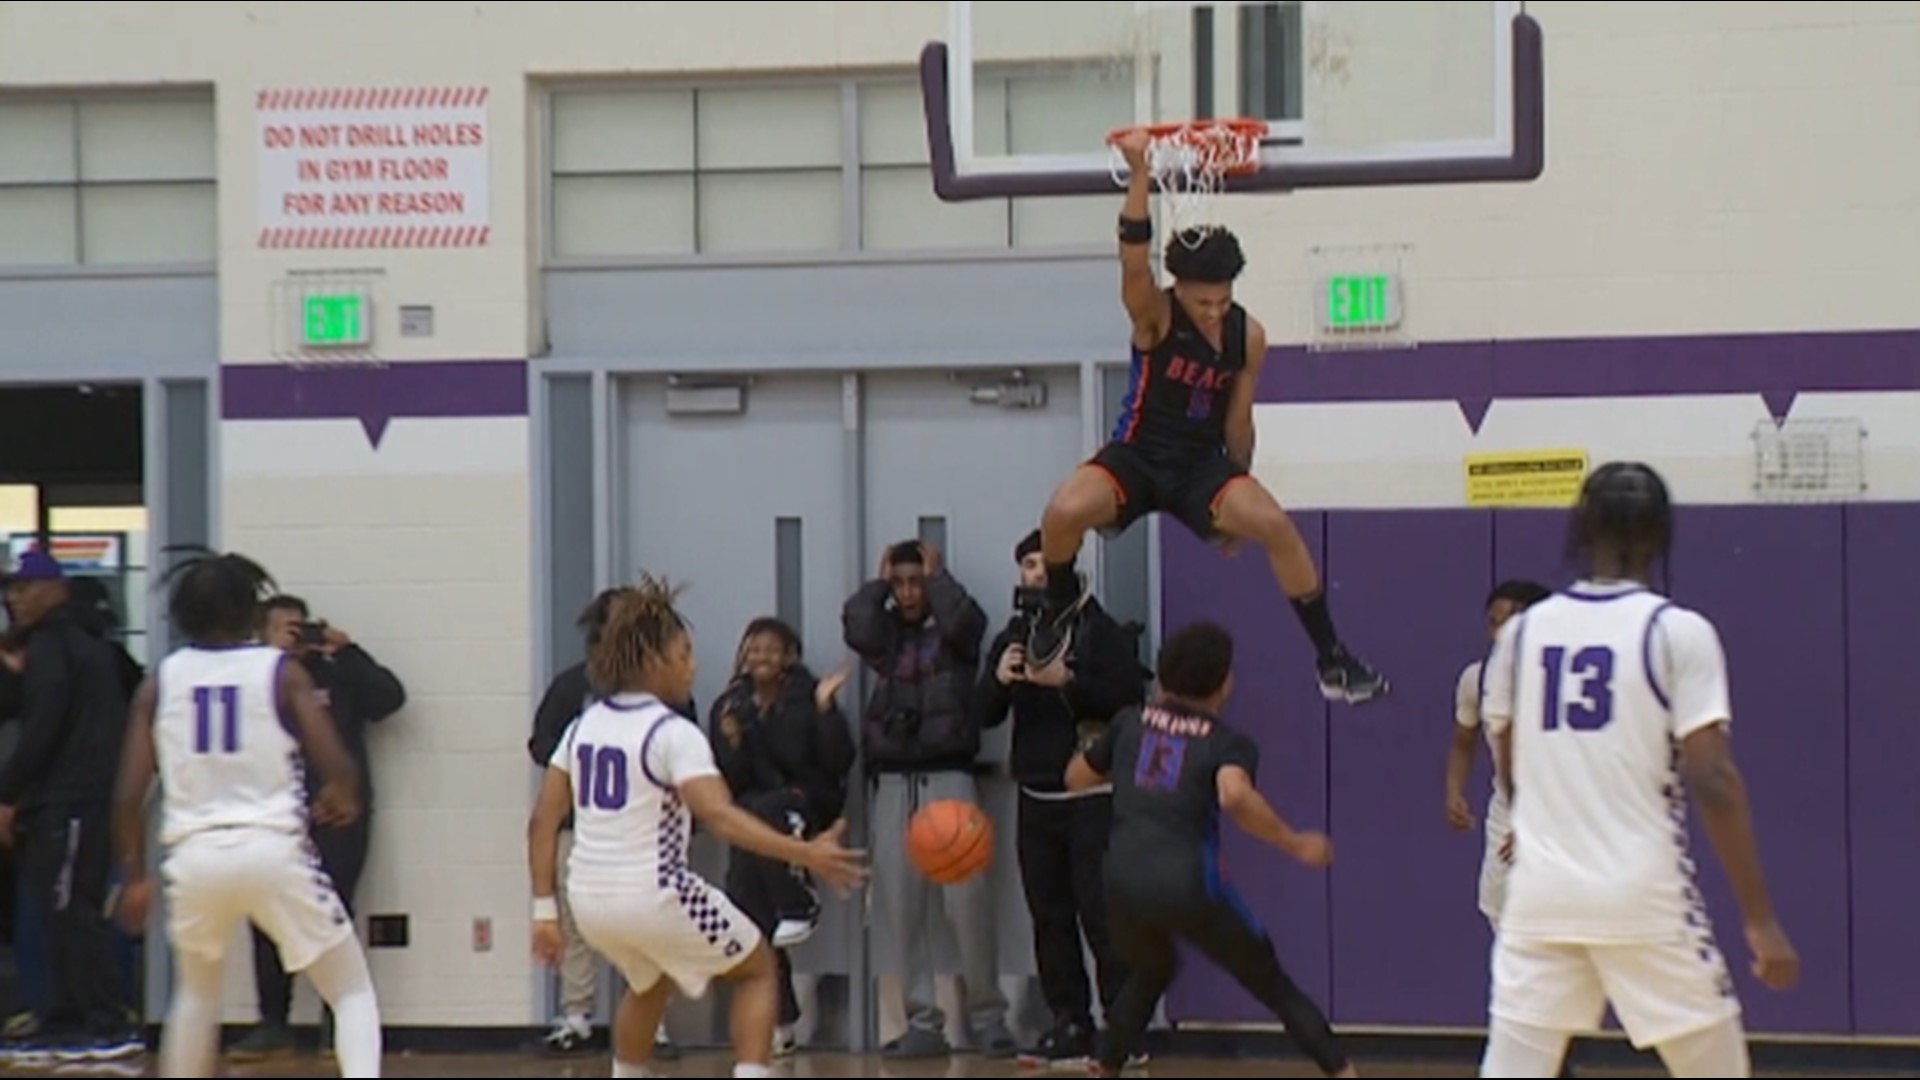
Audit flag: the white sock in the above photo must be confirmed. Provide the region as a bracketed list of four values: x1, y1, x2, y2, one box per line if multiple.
[304, 940, 384, 1078]
[613, 1061, 655, 1078]
[734, 1064, 771, 1078]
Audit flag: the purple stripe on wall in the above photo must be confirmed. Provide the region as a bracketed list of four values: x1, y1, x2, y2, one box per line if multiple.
[1256, 328, 1920, 432]
[220, 359, 528, 447]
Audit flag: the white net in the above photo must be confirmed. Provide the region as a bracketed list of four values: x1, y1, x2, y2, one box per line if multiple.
[1108, 121, 1264, 245]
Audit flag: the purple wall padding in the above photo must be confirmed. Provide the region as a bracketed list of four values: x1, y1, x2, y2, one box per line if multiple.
[1645, 507, 1853, 1033]
[1323, 510, 1497, 1026]
[1843, 504, 1920, 1036]
[1159, 514, 1333, 1022]
[1159, 504, 1871, 1033]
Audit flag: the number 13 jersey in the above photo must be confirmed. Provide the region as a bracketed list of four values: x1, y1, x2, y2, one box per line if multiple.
[1482, 580, 1733, 943]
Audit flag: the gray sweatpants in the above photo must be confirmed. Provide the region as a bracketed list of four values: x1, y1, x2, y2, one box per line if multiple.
[872, 770, 1007, 1037]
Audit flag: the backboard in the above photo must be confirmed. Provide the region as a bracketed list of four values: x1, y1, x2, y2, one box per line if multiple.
[920, 0, 1542, 199]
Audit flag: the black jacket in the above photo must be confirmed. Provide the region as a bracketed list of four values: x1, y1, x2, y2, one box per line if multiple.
[842, 572, 987, 774]
[0, 602, 136, 811]
[975, 598, 1149, 791]
[709, 664, 857, 833]
[527, 661, 697, 828]
[299, 645, 406, 810]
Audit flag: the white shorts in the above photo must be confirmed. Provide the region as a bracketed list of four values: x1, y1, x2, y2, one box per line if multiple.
[568, 873, 761, 999]
[1490, 932, 1741, 1049]
[161, 827, 354, 973]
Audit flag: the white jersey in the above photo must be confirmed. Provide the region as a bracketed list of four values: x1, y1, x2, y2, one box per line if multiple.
[154, 645, 308, 847]
[1455, 658, 1508, 831]
[1482, 579, 1732, 942]
[552, 692, 719, 894]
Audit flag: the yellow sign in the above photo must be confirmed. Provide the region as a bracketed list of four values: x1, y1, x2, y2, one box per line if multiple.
[1464, 449, 1589, 507]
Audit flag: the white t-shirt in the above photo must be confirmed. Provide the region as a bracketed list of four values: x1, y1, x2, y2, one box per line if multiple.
[153, 644, 307, 847]
[1455, 657, 1509, 833]
[551, 692, 719, 894]
[1482, 580, 1732, 942]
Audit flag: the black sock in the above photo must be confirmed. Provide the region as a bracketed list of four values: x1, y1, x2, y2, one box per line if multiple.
[1045, 559, 1079, 605]
[1290, 589, 1341, 660]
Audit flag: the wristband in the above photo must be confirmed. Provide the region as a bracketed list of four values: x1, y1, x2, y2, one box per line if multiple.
[1117, 214, 1152, 245]
[532, 896, 558, 922]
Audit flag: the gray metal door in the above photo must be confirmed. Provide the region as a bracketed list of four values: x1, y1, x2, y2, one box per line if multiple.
[618, 372, 856, 1045]
[857, 366, 1085, 1040]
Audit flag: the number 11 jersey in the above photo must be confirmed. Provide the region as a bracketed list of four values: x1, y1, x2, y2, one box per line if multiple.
[1482, 580, 1733, 943]
[154, 645, 307, 847]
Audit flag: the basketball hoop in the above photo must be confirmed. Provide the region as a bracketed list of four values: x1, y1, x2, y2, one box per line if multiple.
[1107, 119, 1265, 246]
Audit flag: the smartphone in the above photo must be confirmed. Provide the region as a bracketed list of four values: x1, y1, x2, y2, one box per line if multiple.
[295, 621, 327, 647]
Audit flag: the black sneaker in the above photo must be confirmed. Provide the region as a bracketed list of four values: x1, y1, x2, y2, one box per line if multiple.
[1025, 575, 1089, 669]
[1017, 1021, 1093, 1070]
[1318, 647, 1387, 704]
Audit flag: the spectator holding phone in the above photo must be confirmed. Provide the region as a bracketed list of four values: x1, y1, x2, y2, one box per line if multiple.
[227, 595, 406, 1062]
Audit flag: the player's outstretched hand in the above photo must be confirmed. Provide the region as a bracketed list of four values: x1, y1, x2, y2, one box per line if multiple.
[803, 819, 868, 896]
[1745, 918, 1798, 990]
[1290, 831, 1333, 869]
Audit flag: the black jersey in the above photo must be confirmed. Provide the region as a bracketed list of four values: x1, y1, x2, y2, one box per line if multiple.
[1085, 698, 1260, 887]
[1108, 289, 1249, 457]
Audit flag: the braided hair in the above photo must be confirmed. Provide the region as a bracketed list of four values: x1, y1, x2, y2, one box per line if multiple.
[1564, 461, 1674, 589]
[585, 574, 691, 694]
[158, 545, 278, 643]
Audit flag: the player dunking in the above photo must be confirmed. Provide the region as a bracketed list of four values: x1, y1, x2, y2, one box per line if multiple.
[110, 550, 383, 1077]
[1066, 621, 1358, 1078]
[1479, 463, 1798, 1077]
[1030, 129, 1384, 706]
[526, 577, 865, 1079]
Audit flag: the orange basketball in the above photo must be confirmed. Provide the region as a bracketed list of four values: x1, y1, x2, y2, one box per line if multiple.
[905, 799, 993, 884]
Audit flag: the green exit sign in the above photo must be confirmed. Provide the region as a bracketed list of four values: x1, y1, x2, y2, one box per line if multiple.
[1322, 274, 1402, 331]
[302, 292, 371, 347]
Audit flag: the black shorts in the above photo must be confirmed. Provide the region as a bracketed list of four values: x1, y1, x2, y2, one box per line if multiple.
[1088, 441, 1249, 540]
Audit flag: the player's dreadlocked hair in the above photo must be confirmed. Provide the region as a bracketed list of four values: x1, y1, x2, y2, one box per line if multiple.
[586, 574, 691, 694]
[1566, 461, 1674, 586]
[158, 545, 278, 642]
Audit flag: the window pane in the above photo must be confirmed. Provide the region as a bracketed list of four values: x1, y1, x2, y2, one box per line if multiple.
[1012, 194, 1111, 248]
[971, 76, 1010, 158]
[858, 81, 927, 166]
[551, 174, 694, 257]
[1006, 69, 1134, 156]
[0, 185, 77, 264]
[860, 165, 1007, 250]
[0, 101, 76, 183]
[78, 99, 215, 182]
[696, 169, 840, 253]
[695, 85, 841, 170]
[80, 181, 215, 264]
[551, 89, 694, 173]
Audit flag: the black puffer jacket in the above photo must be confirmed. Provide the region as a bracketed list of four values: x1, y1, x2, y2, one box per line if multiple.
[709, 663, 857, 833]
[841, 572, 987, 774]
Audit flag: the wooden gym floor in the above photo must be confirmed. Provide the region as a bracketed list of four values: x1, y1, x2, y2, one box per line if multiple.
[11, 1049, 1915, 1077]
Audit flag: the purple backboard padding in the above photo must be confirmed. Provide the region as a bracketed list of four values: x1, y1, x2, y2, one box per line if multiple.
[1161, 513, 1333, 1023]
[1161, 505, 1887, 1034]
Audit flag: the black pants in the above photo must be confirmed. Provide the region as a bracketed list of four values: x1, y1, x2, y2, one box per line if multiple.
[1016, 791, 1126, 1030]
[251, 814, 370, 1026]
[1101, 881, 1347, 1075]
[724, 790, 812, 1027]
[17, 802, 128, 1036]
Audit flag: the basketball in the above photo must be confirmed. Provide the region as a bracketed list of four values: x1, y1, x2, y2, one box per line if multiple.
[905, 799, 992, 884]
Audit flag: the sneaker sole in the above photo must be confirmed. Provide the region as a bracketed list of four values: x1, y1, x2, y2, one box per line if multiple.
[1321, 679, 1389, 704]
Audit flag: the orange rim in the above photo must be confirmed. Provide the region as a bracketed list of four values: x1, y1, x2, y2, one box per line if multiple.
[1107, 119, 1267, 176]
